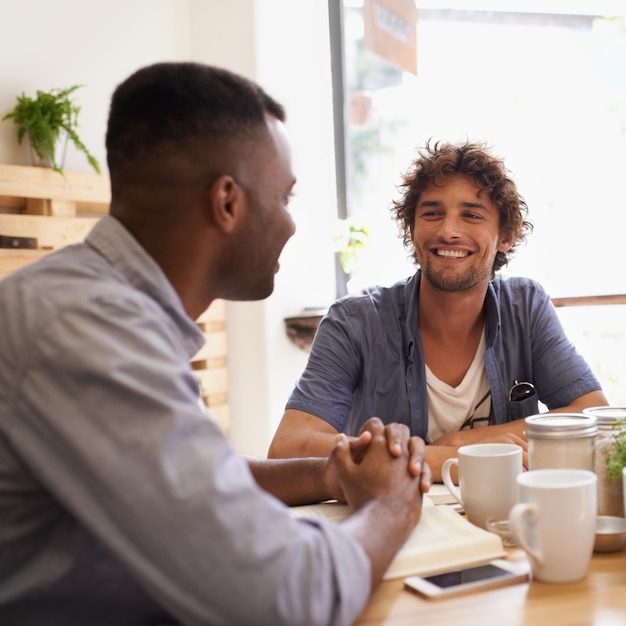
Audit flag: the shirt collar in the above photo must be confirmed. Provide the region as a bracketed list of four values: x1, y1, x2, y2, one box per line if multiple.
[484, 277, 502, 347]
[406, 270, 421, 331]
[85, 215, 205, 358]
[408, 269, 501, 347]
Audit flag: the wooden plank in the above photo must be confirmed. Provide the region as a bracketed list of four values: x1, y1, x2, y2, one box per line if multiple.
[205, 392, 228, 407]
[0, 195, 25, 210]
[76, 201, 108, 215]
[191, 357, 227, 371]
[206, 331, 228, 356]
[197, 367, 228, 396]
[0, 163, 229, 433]
[25, 197, 78, 217]
[197, 299, 226, 323]
[551, 294, 626, 307]
[191, 331, 227, 362]
[0, 214, 98, 249]
[207, 405, 230, 434]
[0, 164, 110, 209]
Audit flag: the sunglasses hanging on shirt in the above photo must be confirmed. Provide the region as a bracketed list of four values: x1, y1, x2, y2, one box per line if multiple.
[508, 380, 536, 402]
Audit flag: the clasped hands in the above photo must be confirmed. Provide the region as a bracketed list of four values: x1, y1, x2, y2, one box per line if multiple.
[323, 417, 432, 512]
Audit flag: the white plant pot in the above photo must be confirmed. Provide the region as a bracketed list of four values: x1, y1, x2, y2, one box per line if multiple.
[29, 128, 68, 170]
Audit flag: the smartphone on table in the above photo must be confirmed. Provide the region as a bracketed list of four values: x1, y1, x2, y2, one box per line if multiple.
[404, 559, 529, 600]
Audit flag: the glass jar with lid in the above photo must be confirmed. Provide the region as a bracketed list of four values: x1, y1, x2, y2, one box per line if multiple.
[525, 413, 597, 472]
[582, 406, 626, 517]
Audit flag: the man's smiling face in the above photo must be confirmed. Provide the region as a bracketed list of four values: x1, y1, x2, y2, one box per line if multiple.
[412, 174, 512, 294]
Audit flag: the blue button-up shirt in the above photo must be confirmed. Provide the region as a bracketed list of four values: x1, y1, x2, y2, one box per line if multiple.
[287, 271, 601, 438]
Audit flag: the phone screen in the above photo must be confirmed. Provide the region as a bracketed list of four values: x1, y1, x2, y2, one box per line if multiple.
[423, 563, 512, 589]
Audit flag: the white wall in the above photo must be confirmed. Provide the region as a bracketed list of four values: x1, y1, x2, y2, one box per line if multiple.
[0, 0, 191, 171]
[0, 0, 337, 456]
[189, 0, 338, 455]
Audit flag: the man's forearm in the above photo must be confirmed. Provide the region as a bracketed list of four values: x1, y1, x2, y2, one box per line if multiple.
[424, 445, 458, 483]
[247, 457, 332, 506]
[426, 419, 529, 481]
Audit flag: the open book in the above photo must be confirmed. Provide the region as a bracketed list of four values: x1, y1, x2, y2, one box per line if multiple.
[424, 482, 459, 505]
[289, 496, 505, 580]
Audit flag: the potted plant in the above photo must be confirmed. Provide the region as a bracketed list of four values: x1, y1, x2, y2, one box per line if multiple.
[600, 419, 626, 517]
[2, 84, 100, 175]
[334, 218, 370, 277]
[606, 423, 626, 482]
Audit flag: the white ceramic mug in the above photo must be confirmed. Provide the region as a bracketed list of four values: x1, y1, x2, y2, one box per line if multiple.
[442, 443, 523, 529]
[509, 469, 597, 583]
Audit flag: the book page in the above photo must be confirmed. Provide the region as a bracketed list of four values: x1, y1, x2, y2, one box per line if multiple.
[387, 505, 505, 579]
[289, 501, 505, 580]
[289, 501, 352, 522]
[425, 482, 458, 506]
[289, 495, 434, 523]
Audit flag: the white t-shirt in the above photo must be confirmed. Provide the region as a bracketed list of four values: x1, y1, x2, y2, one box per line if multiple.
[426, 330, 491, 443]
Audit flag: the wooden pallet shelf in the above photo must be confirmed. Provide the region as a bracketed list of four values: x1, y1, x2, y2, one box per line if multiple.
[0, 163, 107, 277]
[195, 299, 230, 433]
[0, 163, 229, 432]
[0, 163, 110, 216]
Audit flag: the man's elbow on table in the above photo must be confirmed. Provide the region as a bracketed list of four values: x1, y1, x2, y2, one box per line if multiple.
[268, 409, 339, 458]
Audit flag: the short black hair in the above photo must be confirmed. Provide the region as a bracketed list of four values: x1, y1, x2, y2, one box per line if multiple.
[105, 62, 285, 181]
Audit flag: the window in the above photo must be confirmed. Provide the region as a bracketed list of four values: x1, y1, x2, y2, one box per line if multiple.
[332, 1, 626, 403]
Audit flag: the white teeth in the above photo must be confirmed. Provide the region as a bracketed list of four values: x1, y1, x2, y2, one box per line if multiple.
[436, 249, 468, 258]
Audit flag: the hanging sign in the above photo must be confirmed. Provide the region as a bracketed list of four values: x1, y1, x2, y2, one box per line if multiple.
[363, 0, 417, 75]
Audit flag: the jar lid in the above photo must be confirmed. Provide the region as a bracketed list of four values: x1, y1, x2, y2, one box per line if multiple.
[525, 413, 598, 439]
[582, 406, 626, 428]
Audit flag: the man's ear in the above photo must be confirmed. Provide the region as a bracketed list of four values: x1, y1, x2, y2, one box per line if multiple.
[497, 231, 513, 253]
[208, 175, 246, 234]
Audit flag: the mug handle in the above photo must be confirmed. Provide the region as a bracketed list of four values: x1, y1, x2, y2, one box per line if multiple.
[441, 458, 463, 506]
[509, 503, 544, 567]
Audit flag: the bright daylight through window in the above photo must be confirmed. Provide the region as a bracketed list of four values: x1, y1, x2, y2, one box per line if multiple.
[334, 0, 626, 403]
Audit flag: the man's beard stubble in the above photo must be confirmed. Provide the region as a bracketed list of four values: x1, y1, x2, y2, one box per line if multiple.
[421, 259, 491, 294]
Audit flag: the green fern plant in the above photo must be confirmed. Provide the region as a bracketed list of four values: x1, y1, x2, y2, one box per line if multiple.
[2, 85, 100, 175]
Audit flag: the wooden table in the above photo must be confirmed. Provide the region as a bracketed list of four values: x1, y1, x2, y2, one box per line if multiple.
[356, 547, 626, 625]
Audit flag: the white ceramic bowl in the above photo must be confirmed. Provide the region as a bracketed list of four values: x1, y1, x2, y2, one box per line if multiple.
[594, 515, 626, 553]
[485, 517, 517, 547]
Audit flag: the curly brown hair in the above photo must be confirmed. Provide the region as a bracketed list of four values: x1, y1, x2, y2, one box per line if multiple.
[391, 140, 533, 274]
